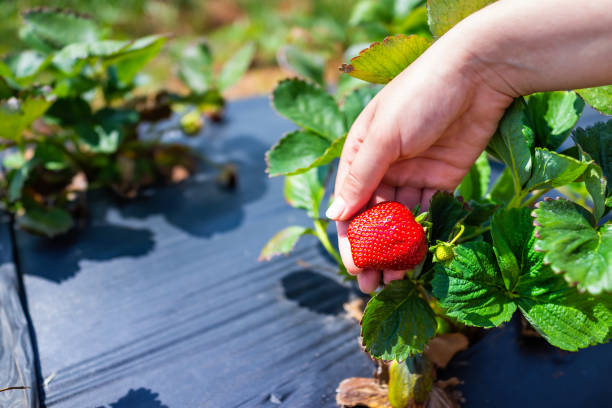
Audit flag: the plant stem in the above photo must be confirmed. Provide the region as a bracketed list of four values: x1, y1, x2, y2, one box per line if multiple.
[416, 284, 431, 302]
[449, 224, 465, 245]
[313, 218, 343, 267]
[458, 225, 491, 242]
[522, 189, 550, 207]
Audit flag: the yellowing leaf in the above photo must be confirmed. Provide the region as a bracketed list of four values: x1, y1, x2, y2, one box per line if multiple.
[340, 34, 431, 84]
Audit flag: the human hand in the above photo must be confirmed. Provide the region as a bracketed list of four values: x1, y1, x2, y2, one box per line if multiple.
[327, 0, 612, 293]
[326, 33, 515, 293]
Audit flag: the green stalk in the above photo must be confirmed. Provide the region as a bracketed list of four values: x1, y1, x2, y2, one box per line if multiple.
[313, 218, 343, 267]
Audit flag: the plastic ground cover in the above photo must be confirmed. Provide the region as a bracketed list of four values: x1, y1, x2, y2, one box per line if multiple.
[5, 98, 612, 407]
[14, 98, 372, 407]
[0, 215, 38, 407]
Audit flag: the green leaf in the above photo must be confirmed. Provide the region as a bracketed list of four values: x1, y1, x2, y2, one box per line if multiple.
[0, 95, 53, 141]
[0, 61, 13, 79]
[427, 0, 497, 37]
[76, 124, 121, 153]
[487, 99, 534, 188]
[524, 91, 584, 151]
[18, 199, 74, 238]
[491, 208, 535, 290]
[22, 8, 102, 49]
[572, 120, 612, 196]
[583, 162, 607, 220]
[8, 160, 34, 202]
[278, 45, 325, 87]
[340, 34, 431, 84]
[53, 75, 98, 98]
[525, 148, 589, 191]
[429, 192, 468, 242]
[34, 143, 69, 171]
[75, 108, 138, 154]
[488, 167, 514, 204]
[178, 42, 214, 94]
[516, 258, 611, 350]
[361, 279, 437, 361]
[335, 73, 368, 101]
[342, 85, 381, 128]
[2, 152, 26, 169]
[52, 40, 129, 74]
[272, 78, 346, 139]
[266, 130, 341, 177]
[3, 51, 50, 84]
[259, 226, 312, 261]
[284, 166, 328, 217]
[577, 85, 612, 115]
[464, 199, 497, 226]
[533, 199, 612, 294]
[519, 296, 611, 351]
[218, 42, 256, 92]
[480, 204, 612, 349]
[432, 242, 516, 327]
[45, 97, 92, 126]
[456, 152, 490, 201]
[397, 5, 431, 37]
[349, 0, 391, 26]
[106, 35, 167, 85]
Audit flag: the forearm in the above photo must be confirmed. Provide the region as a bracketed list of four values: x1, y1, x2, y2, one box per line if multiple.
[446, 0, 612, 96]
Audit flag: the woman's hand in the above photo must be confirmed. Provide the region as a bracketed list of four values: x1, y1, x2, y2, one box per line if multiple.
[326, 0, 612, 293]
[326, 36, 515, 292]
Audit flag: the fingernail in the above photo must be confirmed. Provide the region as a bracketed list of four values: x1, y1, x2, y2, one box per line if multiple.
[326, 197, 346, 220]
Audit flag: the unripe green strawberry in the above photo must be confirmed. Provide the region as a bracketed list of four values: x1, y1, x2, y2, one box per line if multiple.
[348, 201, 427, 270]
[435, 243, 454, 262]
[180, 110, 204, 134]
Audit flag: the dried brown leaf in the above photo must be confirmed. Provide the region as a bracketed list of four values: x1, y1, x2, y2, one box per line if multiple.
[343, 298, 365, 322]
[426, 385, 460, 408]
[336, 377, 392, 408]
[66, 172, 88, 192]
[435, 378, 461, 389]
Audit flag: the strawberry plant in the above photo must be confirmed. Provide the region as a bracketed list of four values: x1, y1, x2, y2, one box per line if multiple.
[259, 77, 382, 277]
[0, 8, 245, 237]
[176, 40, 255, 121]
[263, 1, 611, 405]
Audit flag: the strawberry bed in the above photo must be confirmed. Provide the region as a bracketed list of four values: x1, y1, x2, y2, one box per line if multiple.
[0, 97, 609, 407]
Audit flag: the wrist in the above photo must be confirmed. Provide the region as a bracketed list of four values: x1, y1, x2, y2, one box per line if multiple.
[443, 0, 612, 96]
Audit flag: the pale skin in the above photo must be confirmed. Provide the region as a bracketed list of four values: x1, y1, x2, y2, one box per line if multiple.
[326, 0, 612, 293]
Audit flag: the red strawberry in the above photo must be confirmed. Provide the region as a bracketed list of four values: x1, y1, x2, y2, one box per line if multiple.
[348, 201, 427, 270]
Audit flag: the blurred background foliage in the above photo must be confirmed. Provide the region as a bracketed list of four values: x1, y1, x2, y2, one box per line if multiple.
[1, 0, 427, 97]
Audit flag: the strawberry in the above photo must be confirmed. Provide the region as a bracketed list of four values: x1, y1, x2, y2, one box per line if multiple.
[434, 243, 455, 262]
[348, 201, 427, 270]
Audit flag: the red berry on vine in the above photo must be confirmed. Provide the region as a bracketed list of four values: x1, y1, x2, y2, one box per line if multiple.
[348, 201, 427, 270]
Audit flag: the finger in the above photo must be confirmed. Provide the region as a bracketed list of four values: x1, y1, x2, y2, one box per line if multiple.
[358, 269, 381, 293]
[383, 269, 406, 284]
[384, 157, 465, 192]
[395, 185, 423, 211]
[327, 133, 396, 221]
[334, 100, 377, 194]
[337, 220, 361, 275]
[420, 188, 439, 210]
[368, 183, 396, 207]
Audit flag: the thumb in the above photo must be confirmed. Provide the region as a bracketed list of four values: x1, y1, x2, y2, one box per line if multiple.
[326, 135, 394, 221]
